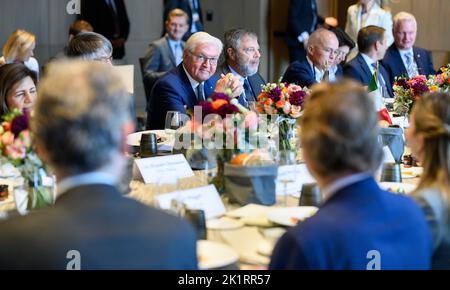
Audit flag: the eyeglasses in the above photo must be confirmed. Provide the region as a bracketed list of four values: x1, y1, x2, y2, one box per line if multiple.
[95, 55, 113, 63]
[320, 47, 338, 57]
[189, 53, 219, 65]
[336, 50, 348, 58]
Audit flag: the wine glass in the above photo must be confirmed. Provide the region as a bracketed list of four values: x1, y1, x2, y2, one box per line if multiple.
[275, 150, 297, 206]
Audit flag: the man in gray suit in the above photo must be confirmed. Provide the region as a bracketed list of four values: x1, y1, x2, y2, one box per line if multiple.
[142, 9, 189, 102]
[216, 28, 266, 108]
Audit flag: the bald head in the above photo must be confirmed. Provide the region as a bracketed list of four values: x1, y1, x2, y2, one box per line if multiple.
[307, 29, 339, 70]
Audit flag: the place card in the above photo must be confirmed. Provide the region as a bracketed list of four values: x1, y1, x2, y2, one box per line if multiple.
[155, 185, 226, 219]
[134, 154, 194, 184]
[276, 163, 316, 196]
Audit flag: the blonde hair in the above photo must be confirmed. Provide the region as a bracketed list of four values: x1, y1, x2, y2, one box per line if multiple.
[2, 29, 36, 63]
[412, 92, 450, 197]
[393, 12, 417, 30]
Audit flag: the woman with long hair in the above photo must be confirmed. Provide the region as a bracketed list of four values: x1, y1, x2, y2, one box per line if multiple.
[407, 92, 450, 269]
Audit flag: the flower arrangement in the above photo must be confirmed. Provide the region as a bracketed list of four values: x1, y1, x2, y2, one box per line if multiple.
[256, 81, 310, 150]
[0, 109, 53, 211]
[429, 64, 450, 93]
[393, 75, 430, 116]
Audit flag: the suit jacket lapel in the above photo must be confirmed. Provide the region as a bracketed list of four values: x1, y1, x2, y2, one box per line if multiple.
[413, 47, 425, 75]
[177, 64, 198, 107]
[357, 54, 372, 83]
[392, 47, 407, 76]
[164, 36, 177, 66]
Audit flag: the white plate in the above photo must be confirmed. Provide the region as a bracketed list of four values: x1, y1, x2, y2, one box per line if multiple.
[267, 206, 318, 227]
[126, 130, 168, 147]
[197, 240, 239, 269]
[401, 166, 423, 179]
[379, 182, 416, 194]
[206, 217, 244, 230]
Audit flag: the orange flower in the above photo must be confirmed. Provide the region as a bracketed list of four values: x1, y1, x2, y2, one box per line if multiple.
[264, 98, 273, 106]
[211, 99, 228, 110]
[257, 93, 266, 101]
[430, 85, 439, 92]
[275, 100, 286, 109]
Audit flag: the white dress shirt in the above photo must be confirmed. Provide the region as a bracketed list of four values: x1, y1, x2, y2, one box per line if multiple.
[321, 172, 372, 202]
[307, 56, 337, 83]
[57, 171, 118, 198]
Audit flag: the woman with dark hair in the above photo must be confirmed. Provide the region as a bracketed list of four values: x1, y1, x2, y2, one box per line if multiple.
[0, 63, 38, 116]
[407, 92, 450, 269]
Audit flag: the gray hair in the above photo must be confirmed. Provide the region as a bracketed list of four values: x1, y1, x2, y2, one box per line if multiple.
[223, 28, 258, 60]
[32, 60, 131, 174]
[393, 12, 417, 29]
[300, 80, 383, 177]
[184, 32, 223, 54]
[66, 32, 112, 61]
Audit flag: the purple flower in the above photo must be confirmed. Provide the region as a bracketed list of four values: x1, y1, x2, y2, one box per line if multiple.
[289, 90, 306, 107]
[210, 93, 231, 102]
[216, 104, 239, 118]
[395, 78, 410, 90]
[269, 87, 282, 102]
[411, 82, 429, 96]
[11, 113, 29, 137]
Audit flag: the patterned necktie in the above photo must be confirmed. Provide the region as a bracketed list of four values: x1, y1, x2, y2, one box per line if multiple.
[372, 62, 388, 98]
[322, 70, 330, 82]
[405, 52, 417, 77]
[238, 78, 252, 108]
[196, 82, 205, 102]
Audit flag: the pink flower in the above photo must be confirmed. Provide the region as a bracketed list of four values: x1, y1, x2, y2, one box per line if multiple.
[1, 131, 14, 146]
[244, 111, 259, 130]
[18, 130, 31, 148]
[289, 105, 303, 118]
[282, 102, 292, 115]
[4, 143, 26, 160]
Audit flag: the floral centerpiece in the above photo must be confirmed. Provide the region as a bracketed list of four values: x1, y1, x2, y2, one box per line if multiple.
[393, 75, 431, 116]
[429, 64, 450, 93]
[0, 108, 53, 211]
[256, 81, 310, 151]
[184, 90, 259, 192]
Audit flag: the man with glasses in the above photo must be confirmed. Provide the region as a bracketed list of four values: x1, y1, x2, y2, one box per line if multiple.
[343, 25, 393, 98]
[283, 28, 341, 87]
[216, 28, 266, 108]
[147, 32, 243, 130]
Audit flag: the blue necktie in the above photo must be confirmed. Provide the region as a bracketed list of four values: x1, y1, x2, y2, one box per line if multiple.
[372, 63, 388, 97]
[197, 82, 205, 102]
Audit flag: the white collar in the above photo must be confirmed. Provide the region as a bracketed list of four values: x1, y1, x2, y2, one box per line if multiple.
[321, 172, 372, 202]
[228, 65, 245, 80]
[57, 171, 118, 197]
[361, 53, 378, 72]
[182, 64, 201, 91]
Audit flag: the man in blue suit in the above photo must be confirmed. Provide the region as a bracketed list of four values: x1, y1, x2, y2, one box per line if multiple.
[344, 25, 394, 98]
[216, 28, 266, 108]
[147, 32, 243, 130]
[283, 28, 341, 88]
[0, 61, 198, 269]
[269, 81, 433, 270]
[382, 12, 435, 86]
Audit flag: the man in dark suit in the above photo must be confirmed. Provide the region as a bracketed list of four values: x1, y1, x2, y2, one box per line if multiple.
[283, 28, 341, 88]
[80, 0, 130, 60]
[270, 81, 432, 270]
[286, 0, 337, 62]
[0, 61, 198, 270]
[344, 25, 394, 98]
[164, 0, 203, 41]
[142, 9, 189, 102]
[147, 32, 243, 130]
[382, 12, 435, 85]
[216, 28, 266, 108]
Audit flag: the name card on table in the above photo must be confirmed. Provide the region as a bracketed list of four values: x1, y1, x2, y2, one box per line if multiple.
[276, 163, 316, 197]
[155, 185, 226, 219]
[135, 154, 194, 184]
